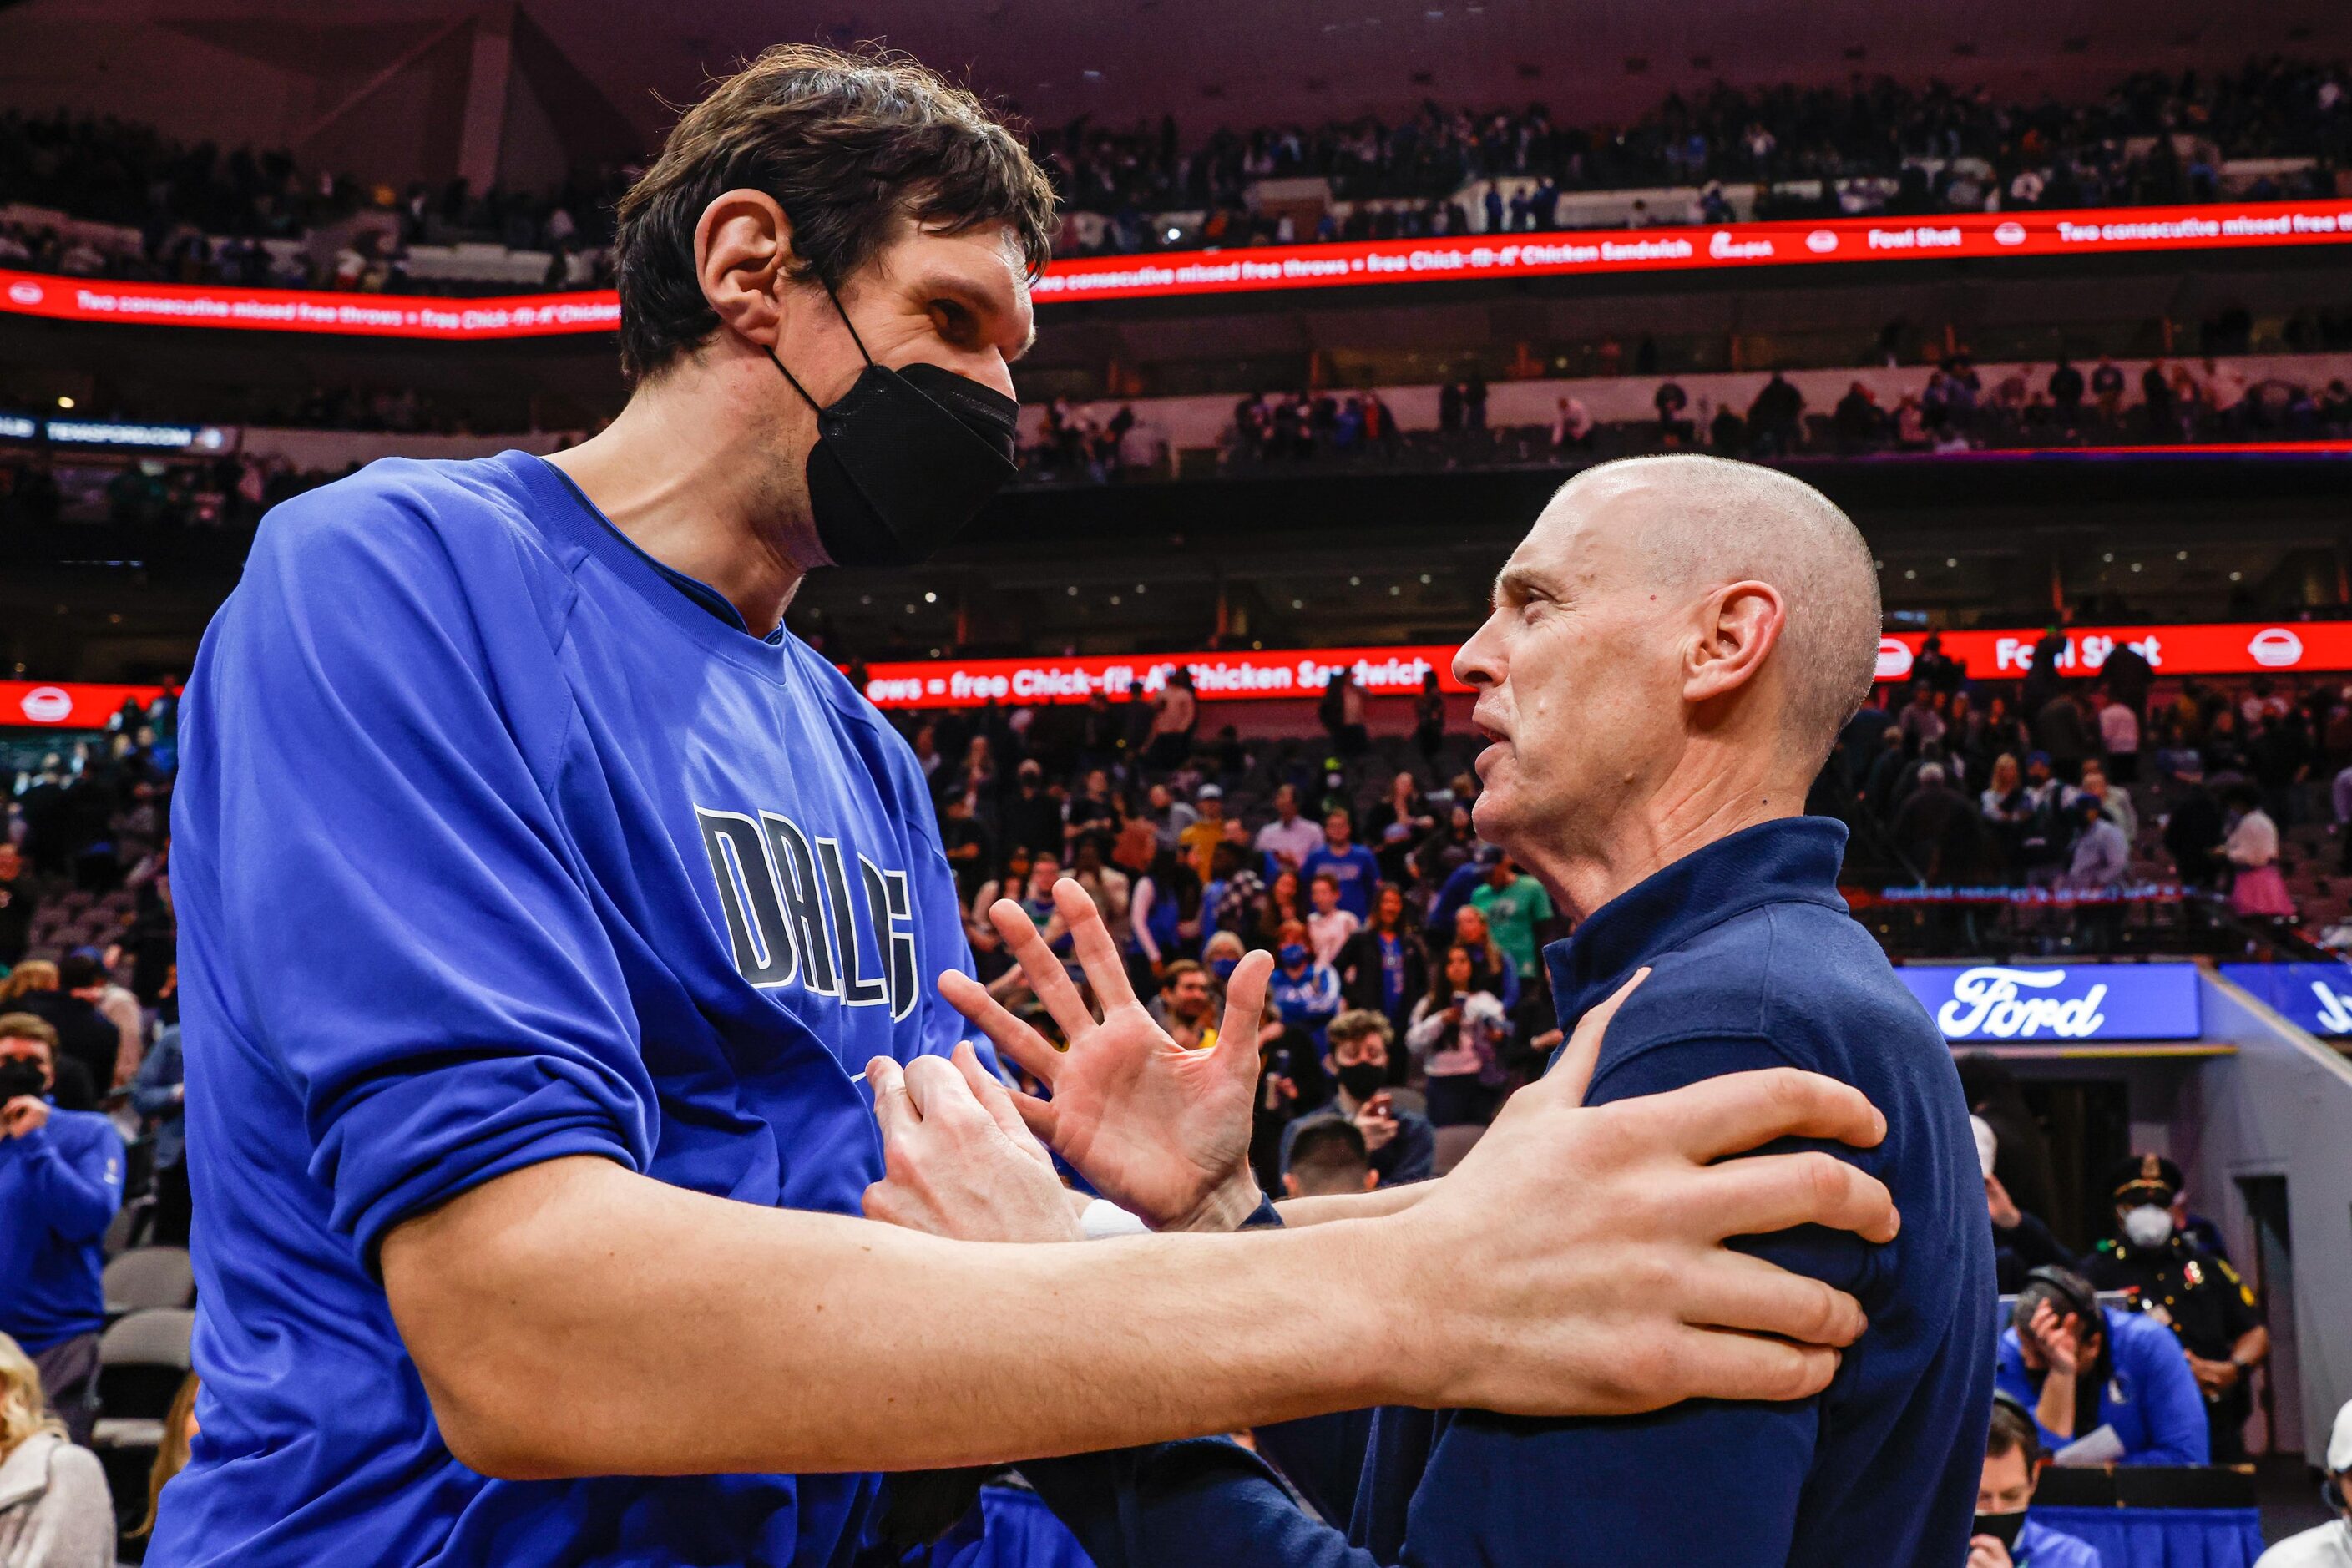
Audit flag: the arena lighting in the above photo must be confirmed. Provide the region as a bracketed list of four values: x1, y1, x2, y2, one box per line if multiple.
[850, 620, 2352, 711]
[0, 198, 2345, 340]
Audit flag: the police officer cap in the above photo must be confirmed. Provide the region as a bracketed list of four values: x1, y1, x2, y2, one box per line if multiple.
[2107, 1151, 2183, 1205]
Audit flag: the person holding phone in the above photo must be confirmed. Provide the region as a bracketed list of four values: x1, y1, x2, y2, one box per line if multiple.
[1279, 1010, 1434, 1189]
[1405, 943, 1511, 1127]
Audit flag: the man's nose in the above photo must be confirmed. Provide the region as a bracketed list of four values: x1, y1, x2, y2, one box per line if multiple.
[1454, 616, 1505, 689]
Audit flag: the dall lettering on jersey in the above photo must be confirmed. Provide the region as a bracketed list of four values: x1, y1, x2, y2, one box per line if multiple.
[695, 806, 919, 1019]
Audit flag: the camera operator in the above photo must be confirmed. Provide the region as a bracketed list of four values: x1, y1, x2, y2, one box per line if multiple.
[0, 1013, 126, 1444]
[1971, 1392, 2102, 1568]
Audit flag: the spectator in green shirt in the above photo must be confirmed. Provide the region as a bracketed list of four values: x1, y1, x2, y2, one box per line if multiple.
[1469, 853, 1554, 979]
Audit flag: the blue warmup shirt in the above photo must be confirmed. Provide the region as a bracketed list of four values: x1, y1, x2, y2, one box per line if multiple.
[2011, 1518, 2103, 1568]
[1301, 843, 1381, 919]
[0, 1102, 124, 1352]
[154, 452, 980, 1567]
[1024, 817, 1997, 1566]
[1995, 1308, 2211, 1464]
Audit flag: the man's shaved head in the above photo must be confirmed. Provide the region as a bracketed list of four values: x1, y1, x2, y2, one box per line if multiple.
[1456, 453, 1881, 912]
[1550, 455, 1880, 771]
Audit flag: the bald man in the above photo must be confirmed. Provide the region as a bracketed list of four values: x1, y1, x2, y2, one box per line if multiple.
[866, 455, 1994, 1566]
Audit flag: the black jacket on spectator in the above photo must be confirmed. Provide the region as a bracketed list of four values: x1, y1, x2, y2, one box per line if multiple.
[1337, 925, 1428, 1025]
[16, 994, 117, 1100]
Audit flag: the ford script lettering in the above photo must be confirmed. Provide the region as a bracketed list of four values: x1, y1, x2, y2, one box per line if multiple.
[1935, 966, 2109, 1039]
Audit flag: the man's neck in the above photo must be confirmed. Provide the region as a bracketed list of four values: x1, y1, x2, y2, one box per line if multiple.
[1526, 751, 1806, 922]
[544, 359, 817, 638]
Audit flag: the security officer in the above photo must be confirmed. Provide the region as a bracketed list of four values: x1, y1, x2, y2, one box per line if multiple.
[2082, 1153, 2269, 1462]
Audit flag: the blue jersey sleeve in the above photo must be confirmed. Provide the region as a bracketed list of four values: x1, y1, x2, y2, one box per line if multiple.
[26, 1117, 124, 1241]
[185, 489, 656, 1267]
[2117, 1320, 2211, 1464]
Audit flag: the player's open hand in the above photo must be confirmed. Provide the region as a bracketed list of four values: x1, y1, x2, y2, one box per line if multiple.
[862, 1043, 1082, 1244]
[938, 878, 1273, 1232]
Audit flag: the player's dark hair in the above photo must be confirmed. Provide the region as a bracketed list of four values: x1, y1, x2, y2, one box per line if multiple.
[1985, 1392, 2041, 1465]
[2011, 1266, 2103, 1350]
[613, 43, 1058, 382]
[1288, 1119, 1371, 1182]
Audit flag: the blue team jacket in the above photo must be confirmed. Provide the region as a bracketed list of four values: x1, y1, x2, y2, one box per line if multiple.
[0, 1103, 124, 1352]
[1995, 1307, 2211, 1464]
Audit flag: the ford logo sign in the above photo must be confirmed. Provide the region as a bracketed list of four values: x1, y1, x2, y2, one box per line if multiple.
[19, 685, 73, 724]
[1994, 221, 2026, 245]
[7, 281, 41, 305]
[1936, 966, 2107, 1039]
[2248, 627, 2304, 668]
[1875, 636, 1914, 680]
[1806, 230, 1838, 253]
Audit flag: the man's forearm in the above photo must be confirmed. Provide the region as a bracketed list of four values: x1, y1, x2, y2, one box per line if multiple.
[385, 1156, 1414, 1481]
[2036, 1375, 2076, 1444]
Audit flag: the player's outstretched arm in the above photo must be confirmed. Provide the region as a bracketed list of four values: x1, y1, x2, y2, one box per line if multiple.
[382, 991, 1894, 1481]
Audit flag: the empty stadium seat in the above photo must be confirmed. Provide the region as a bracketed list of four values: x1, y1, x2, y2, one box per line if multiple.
[89, 1306, 195, 1452]
[104, 1246, 195, 1317]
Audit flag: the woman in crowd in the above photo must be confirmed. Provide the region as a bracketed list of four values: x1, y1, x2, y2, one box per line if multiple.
[1067, 837, 1130, 930]
[1256, 867, 1305, 948]
[123, 1373, 201, 1563]
[0, 1332, 114, 1567]
[1405, 942, 1510, 1128]
[1978, 752, 2034, 881]
[2220, 781, 2296, 920]
[1126, 846, 1197, 985]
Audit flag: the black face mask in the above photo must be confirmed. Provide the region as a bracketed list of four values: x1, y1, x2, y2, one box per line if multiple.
[1972, 1510, 2026, 1552]
[0, 1058, 48, 1105]
[767, 283, 1020, 570]
[1335, 1061, 1388, 1101]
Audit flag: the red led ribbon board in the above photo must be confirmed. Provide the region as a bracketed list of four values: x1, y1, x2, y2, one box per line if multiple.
[0, 200, 2347, 337]
[856, 623, 2352, 711]
[0, 681, 164, 728]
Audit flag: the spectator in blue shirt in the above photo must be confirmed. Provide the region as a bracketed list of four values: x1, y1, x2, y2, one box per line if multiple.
[1302, 810, 1380, 920]
[1997, 1267, 2209, 1464]
[1975, 1393, 2102, 1568]
[0, 1011, 125, 1444]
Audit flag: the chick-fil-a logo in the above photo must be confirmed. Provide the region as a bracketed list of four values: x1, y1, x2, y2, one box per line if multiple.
[1935, 966, 2109, 1039]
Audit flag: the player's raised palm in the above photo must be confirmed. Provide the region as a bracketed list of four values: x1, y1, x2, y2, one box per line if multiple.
[938, 878, 1273, 1230]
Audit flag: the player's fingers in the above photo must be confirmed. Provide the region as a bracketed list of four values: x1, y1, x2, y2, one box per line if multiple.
[1054, 879, 1138, 1012]
[1695, 1149, 1899, 1246]
[991, 899, 1095, 1039]
[939, 969, 1063, 1087]
[954, 1041, 1053, 1166]
[1006, 1085, 1060, 1147]
[1545, 966, 1647, 1105]
[867, 1056, 918, 1142]
[1654, 1328, 1843, 1409]
[1675, 1250, 1869, 1348]
[1214, 950, 1276, 1090]
[1620, 1066, 1888, 1163]
[903, 1053, 991, 1130]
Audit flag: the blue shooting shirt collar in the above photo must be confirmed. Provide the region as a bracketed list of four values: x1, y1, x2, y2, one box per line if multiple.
[1542, 815, 1851, 1029]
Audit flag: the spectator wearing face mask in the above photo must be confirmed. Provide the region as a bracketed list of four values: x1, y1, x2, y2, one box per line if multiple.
[2253, 1399, 2352, 1568]
[0, 1014, 124, 1446]
[1970, 1393, 2102, 1568]
[2081, 1155, 2268, 1463]
[1277, 1009, 1434, 1191]
[1996, 1267, 2208, 1465]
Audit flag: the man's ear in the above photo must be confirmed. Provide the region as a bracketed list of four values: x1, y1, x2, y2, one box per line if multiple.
[1362, 1170, 1380, 1192]
[1281, 1172, 1302, 1198]
[693, 188, 796, 349]
[1683, 579, 1787, 706]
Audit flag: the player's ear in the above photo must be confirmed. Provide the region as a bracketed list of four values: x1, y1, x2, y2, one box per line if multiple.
[1363, 1171, 1380, 1192]
[694, 189, 794, 346]
[1282, 1172, 1302, 1199]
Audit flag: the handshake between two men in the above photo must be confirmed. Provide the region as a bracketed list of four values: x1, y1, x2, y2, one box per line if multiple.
[862, 876, 1900, 1424]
